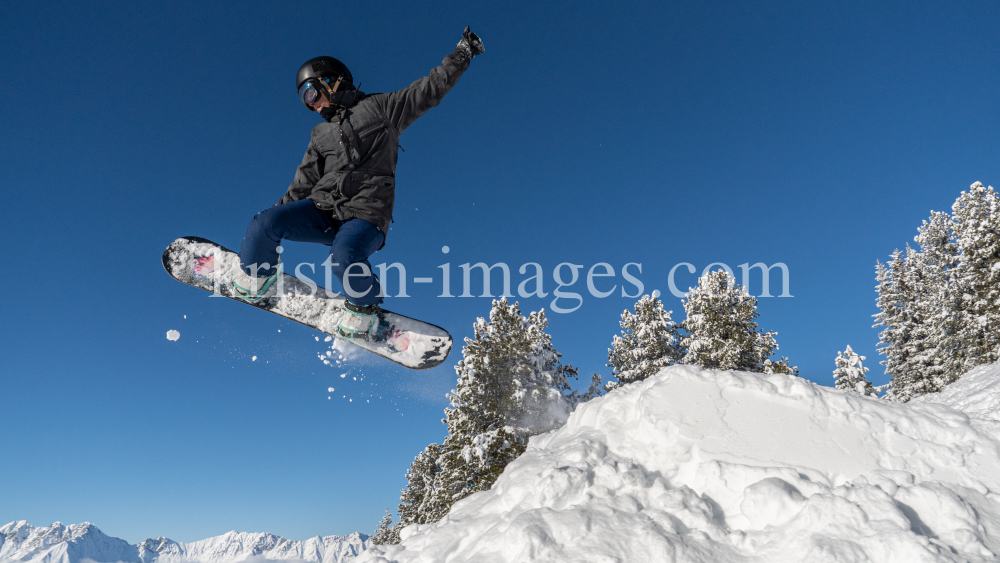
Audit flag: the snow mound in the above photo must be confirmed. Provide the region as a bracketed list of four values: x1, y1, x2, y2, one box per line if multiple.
[362, 365, 1000, 563]
[914, 361, 1000, 422]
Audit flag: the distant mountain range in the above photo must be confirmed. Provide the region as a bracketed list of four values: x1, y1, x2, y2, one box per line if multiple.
[0, 521, 369, 563]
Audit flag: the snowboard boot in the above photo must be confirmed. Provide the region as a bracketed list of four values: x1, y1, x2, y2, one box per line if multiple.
[338, 301, 381, 341]
[232, 263, 280, 302]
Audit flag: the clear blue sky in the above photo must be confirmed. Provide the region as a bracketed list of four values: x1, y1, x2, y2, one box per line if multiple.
[1, 0, 997, 545]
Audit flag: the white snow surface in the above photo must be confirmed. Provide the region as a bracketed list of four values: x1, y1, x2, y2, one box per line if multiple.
[914, 360, 1000, 422]
[362, 364, 1000, 563]
[0, 521, 369, 563]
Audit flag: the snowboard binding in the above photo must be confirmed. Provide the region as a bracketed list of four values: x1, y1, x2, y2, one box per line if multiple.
[232, 263, 281, 303]
[338, 301, 381, 341]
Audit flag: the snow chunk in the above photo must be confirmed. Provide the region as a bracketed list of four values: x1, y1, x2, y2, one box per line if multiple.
[739, 477, 805, 529]
[252, 356, 257, 361]
[363, 364, 1000, 563]
[166, 330, 180, 341]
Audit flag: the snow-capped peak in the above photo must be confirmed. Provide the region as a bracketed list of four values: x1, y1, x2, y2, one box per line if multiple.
[0, 521, 368, 563]
[1, 521, 134, 563]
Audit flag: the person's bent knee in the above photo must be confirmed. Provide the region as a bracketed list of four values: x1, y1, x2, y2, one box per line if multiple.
[329, 246, 365, 270]
[247, 207, 286, 240]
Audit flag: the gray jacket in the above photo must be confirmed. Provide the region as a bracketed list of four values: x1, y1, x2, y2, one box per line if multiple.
[278, 46, 473, 244]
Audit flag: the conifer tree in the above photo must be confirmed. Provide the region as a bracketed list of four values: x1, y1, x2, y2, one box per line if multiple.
[763, 356, 798, 376]
[914, 211, 969, 389]
[877, 243, 955, 402]
[874, 186, 1000, 402]
[421, 299, 583, 523]
[833, 345, 876, 397]
[393, 444, 442, 533]
[873, 249, 918, 399]
[896, 245, 938, 391]
[680, 270, 793, 373]
[909, 212, 961, 391]
[605, 294, 683, 391]
[951, 182, 1000, 370]
[370, 509, 397, 545]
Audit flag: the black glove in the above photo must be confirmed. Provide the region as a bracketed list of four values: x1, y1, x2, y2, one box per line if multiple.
[457, 26, 485, 58]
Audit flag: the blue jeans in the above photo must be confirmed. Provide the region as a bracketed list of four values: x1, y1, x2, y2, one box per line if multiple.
[239, 200, 385, 306]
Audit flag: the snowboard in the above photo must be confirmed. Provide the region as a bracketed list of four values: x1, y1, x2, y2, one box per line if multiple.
[162, 236, 452, 370]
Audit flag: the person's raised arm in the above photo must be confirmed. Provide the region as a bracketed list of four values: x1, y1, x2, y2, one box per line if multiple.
[379, 26, 485, 134]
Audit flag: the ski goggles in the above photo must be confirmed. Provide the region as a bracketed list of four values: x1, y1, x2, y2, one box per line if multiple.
[298, 80, 322, 105]
[298, 76, 342, 108]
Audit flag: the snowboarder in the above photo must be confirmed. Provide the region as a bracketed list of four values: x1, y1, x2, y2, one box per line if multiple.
[231, 27, 485, 340]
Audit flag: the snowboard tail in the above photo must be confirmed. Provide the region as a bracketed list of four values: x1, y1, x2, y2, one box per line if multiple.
[162, 236, 452, 370]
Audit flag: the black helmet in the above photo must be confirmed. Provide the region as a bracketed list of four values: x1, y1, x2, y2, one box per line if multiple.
[296, 56, 355, 110]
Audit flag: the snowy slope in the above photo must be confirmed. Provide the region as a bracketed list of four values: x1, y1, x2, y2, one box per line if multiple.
[361, 364, 1000, 563]
[915, 361, 1000, 422]
[0, 521, 368, 563]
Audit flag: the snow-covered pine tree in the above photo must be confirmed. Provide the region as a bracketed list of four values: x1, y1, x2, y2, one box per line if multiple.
[680, 270, 793, 373]
[873, 249, 919, 400]
[895, 245, 938, 392]
[392, 443, 442, 536]
[424, 299, 582, 523]
[370, 509, 397, 545]
[605, 294, 683, 391]
[951, 182, 1000, 372]
[763, 356, 798, 376]
[909, 211, 962, 392]
[875, 187, 998, 401]
[832, 345, 876, 397]
[874, 183, 1000, 402]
